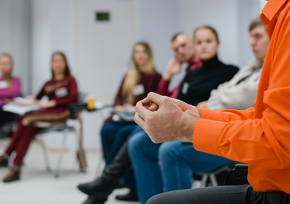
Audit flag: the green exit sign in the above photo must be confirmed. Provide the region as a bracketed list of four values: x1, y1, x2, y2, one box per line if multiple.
[96, 12, 110, 22]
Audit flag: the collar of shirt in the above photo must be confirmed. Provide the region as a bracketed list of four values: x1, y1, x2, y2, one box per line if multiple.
[187, 57, 203, 72]
[261, 0, 288, 39]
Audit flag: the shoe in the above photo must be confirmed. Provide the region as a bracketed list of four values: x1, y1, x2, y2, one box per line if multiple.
[3, 168, 20, 183]
[77, 177, 115, 196]
[82, 196, 106, 204]
[116, 188, 139, 201]
[0, 156, 8, 167]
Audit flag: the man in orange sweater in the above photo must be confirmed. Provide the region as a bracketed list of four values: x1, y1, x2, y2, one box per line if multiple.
[134, 0, 290, 203]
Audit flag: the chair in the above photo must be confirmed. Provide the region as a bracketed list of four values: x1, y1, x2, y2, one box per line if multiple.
[0, 121, 18, 139]
[181, 141, 237, 187]
[36, 92, 113, 178]
[224, 164, 249, 185]
[35, 92, 89, 177]
[197, 164, 234, 187]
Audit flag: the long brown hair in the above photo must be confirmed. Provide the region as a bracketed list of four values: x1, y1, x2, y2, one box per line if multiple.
[122, 42, 156, 104]
[0, 53, 13, 88]
[51, 52, 71, 79]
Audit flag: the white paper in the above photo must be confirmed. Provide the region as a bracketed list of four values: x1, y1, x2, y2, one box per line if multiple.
[0, 81, 9, 89]
[55, 87, 68, 98]
[132, 84, 145, 96]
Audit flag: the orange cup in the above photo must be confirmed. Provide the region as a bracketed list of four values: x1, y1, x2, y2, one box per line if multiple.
[87, 97, 96, 110]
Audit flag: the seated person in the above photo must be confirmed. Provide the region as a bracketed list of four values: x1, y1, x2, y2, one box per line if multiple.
[0, 54, 21, 130]
[77, 26, 239, 204]
[129, 25, 240, 204]
[78, 33, 201, 204]
[156, 33, 202, 98]
[0, 52, 78, 183]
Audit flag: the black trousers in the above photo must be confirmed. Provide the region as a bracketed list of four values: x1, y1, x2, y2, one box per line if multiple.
[146, 185, 263, 204]
[0, 107, 18, 127]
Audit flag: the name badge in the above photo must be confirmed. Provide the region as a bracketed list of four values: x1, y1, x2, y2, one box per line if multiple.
[55, 87, 68, 98]
[132, 84, 145, 96]
[0, 81, 9, 89]
[182, 82, 189, 95]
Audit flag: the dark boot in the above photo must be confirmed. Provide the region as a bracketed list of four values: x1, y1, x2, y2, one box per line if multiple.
[3, 168, 20, 183]
[77, 177, 115, 197]
[0, 156, 8, 167]
[116, 188, 139, 201]
[82, 196, 106, 204]
[77, 140, 132, 197]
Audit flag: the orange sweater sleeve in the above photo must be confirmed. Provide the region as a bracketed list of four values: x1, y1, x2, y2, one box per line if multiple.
[193, 13, 290, 170]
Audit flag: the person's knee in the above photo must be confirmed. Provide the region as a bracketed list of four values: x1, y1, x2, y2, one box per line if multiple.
[128, 133, 143, 156]
[159, 142, 178, 164]
[146, 193, 166, 204]
[100, 123, 110, 136]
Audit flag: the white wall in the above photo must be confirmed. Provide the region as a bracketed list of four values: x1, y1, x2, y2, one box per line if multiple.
[178, 0, 239, 66]
[31, 0, 138, 149]
[0, 0, 31, 95]
[69, 0, 138, 149]
[31, 0, 70, 94]
[138, 0, 178, 74]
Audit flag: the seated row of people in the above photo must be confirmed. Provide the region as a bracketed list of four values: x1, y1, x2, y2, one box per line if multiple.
[77, 16, 270, 204]
[0, 52, 78, 182]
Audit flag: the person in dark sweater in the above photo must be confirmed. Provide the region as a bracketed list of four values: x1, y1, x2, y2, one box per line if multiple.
[177, 55, 238, 105]
[0, 52, 78, 183]
[77, 27, 238, 204]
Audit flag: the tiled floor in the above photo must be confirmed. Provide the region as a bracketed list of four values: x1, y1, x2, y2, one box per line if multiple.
[0, 139, 139, 204]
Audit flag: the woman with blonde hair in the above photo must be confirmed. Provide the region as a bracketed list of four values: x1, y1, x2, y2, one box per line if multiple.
[101, 41, 161, 165]
[0, 52, 78, 183]
[0, 54, 21, 129]
[79, 42, 161, 204]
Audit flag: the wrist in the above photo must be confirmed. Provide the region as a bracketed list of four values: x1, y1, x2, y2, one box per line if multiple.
[163, 72, 173, 81]
[182, 114, 199, 142]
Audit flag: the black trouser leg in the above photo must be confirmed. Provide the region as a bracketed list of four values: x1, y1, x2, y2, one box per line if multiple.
[77, 139, 132, 196]
[0, 108, 18, 127]
[102, 138, 132, 181]
[146, 185, 262, 204]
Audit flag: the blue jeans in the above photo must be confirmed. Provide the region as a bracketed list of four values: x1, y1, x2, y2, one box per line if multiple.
[129, 130, 162, 204]
[101, 121, 136, 165]
[129, 131, 233, 204]
[159, 141, 233, 191]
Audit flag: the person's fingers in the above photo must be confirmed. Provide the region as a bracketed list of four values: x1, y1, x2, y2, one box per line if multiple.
[148, 102, 158, 111]
[141, 97, 153, 106]
[134, 112, 146, 127]
[135, 101, 152, 119]
[142, 92, 164, 106]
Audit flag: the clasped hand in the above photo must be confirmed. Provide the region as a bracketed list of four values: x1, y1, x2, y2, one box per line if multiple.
[134, 92, 201, 144]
